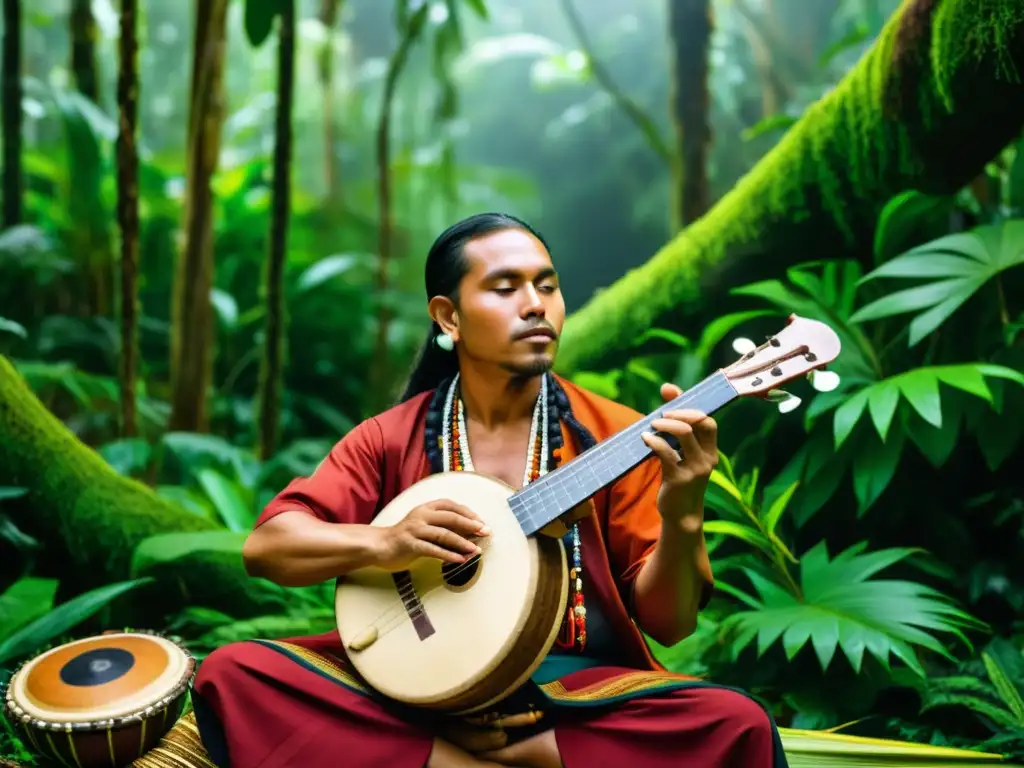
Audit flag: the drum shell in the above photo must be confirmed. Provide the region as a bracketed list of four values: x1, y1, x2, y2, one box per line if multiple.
[3, 630, 195, 768]
[8, 691, 188, 768]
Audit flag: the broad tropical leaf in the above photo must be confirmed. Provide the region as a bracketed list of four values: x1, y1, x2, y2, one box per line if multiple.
[851, 220, 1024, 345]
[0, 579, 151, 665]
[721, 542, 985, 677]
[833, 364, 1024, 448]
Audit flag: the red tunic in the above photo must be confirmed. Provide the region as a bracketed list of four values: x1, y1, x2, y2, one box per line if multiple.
[190, 377, 788, 767]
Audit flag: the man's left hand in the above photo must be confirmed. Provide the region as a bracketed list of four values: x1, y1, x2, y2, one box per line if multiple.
[641, 382, 718, 530]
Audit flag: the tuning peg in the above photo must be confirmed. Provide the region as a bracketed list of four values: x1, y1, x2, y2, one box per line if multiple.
[767, 389, 802, 413]
[732, 337, 757, 355]
[809, 370, 841, 392]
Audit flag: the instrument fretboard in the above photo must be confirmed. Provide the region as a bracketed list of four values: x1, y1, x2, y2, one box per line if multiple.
[507, 371, 738, 535]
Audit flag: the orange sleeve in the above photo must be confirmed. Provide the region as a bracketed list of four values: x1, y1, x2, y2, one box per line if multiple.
[606, 456, 663, 605]
[255, 417, 384, 528]
[606, 456, 715, 612]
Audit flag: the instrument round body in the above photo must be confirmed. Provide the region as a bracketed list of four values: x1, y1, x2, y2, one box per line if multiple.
[335, 472, 568, 714]
[3, 630, 195, 768]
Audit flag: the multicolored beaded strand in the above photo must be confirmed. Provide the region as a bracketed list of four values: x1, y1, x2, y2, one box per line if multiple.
[441, 374, 587, 652]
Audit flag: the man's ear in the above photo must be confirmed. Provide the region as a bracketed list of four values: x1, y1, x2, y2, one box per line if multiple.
[428, 296, 459, 338]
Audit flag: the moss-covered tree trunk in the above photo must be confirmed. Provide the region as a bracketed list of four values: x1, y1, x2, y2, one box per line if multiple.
[256, 0, 296, 461]
[0, 357, 283, 619]
[556, 0, 1024, 375]
[668, 0, 713, 228]
[169, 0, 228, 433]
[2, 0, 21, 228]
[116, 0, 140, 439]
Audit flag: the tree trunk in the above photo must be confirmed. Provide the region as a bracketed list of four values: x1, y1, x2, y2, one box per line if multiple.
[69, 0, 113, 319]
[319, 0, 343, 205]
[0, 356, 281, 620]
[70, 0, 100, 103]
[2, 0, 21, 228]
[668, 0, 713, 228]
[256, 0, 296, 461]
[368, 8, 428, 409]
[555, 0, 1024, 376]
[169, 0, 229, 433]
[116, 0, 140, 438]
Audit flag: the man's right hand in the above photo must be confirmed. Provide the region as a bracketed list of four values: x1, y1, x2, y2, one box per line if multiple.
[373, 499, 491, 571]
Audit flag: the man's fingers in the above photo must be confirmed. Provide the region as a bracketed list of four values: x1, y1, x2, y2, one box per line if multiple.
[428, 498, 481, 521]
[426, 499, 491, 533]
[422, 525, 480, 556]
[660, 382, 683, 402]
[425, 509, 491, 538]
[413, 540, 467, 564]
[650, 418, 703, 460]
[642, 432, 680, 465]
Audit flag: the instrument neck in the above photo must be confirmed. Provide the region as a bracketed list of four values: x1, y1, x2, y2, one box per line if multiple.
[508, 370, 738, 535]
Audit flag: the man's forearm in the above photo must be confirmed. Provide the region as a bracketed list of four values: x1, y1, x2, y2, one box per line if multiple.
[631, 513, 710, 647]
[243, 511, 385, 587]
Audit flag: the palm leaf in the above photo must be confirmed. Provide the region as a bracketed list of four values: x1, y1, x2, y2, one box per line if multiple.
[721, 542, 985, 676]
[780, 727, 1020, 766]
[851, 220, 1024, 345]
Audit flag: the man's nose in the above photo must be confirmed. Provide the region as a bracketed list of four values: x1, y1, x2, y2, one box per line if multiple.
[521, 287, 546, 318]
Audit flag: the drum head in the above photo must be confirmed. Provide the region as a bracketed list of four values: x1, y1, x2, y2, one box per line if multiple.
[8, 632, 193, 724]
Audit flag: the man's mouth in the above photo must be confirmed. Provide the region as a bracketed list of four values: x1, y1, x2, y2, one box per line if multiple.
[515, 328, 557, 342]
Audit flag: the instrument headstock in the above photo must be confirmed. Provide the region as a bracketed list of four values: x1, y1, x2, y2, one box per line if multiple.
[722, 314, 841, 407]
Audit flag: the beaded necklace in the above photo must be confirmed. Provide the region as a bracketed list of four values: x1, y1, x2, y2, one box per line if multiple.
[440, 374, 587, 652]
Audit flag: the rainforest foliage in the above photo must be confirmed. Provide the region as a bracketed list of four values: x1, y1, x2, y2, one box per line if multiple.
[1, 0, 1023, 765]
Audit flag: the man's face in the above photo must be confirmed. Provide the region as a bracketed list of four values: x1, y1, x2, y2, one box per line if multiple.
[447, 228, 565, 378]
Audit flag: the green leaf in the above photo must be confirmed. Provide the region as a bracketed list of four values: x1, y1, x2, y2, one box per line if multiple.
[296, 253, 376, 292]
[722, 542, 980, 678]
[632, 328, 689, 349]
[462, 0, 489, 18]
[98, 438, 152, 476]
[982, 652, 1024, 723]
[872, 190, 953, 265]
[762, 482, 799, 537]
[906, 401, 961, 468]
[0, 578, 58, 640]
[852, 430, 905, 515]
[244, 0, 281, 48]
[866, 381, 900, 440]
[898, 370, 942, 427]
[130, 531, 248, 578]
[0, 316, 27, 338]
[0, 486, 27, 502]
[833, 388, 870, 448]
[195, 468, 254, 532]
[0, 580, 151, 665]
[852, 220, 1024, 344]
[702, 521, 775, 558]
[695, 310, 774, 360]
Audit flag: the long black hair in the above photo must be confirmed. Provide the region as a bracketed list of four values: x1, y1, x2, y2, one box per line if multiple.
[396, 212, 551, 403]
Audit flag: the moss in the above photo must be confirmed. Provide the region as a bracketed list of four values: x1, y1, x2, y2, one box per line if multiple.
[555, 0, 1024, 376]
[931, 0, 1024, 112]
[0, 356, 281, 620]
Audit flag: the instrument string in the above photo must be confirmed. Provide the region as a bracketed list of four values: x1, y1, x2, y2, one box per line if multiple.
[346, 536, 500, 642]
[512, 374, 731, 527]
[343, 373, 734, 647]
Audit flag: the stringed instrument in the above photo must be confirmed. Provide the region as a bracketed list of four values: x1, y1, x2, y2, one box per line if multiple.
[334, 313, 841, 714]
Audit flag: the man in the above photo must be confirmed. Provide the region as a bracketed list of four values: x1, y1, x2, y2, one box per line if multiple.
[191, 213, 788, 767]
